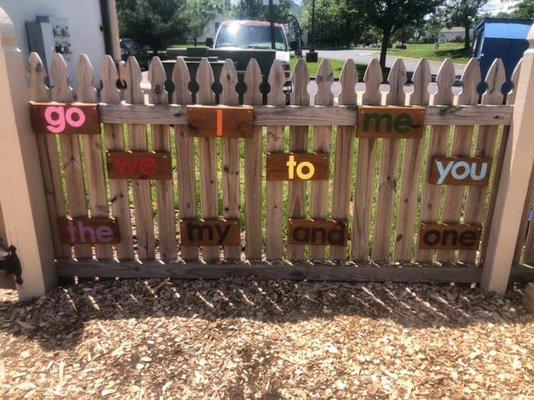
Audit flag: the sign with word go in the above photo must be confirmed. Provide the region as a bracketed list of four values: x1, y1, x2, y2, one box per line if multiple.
[58, 217, 120, 245]
[106, 151, 172, 180]
[187, 105, 254, 138]
[429, 156, 492, 186]
[288, 219, 347, 246]
[266, 153, 329, 181]
[357, 106, 425, 138]
[30, 102, 100, 135]
[418, 223, 482, 250]
[180, 219, 240, 246]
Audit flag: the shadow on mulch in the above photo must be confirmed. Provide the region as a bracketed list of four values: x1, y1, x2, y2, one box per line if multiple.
[0, 277, 530, 351]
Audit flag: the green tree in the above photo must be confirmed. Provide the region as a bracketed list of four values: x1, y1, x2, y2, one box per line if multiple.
[232, 0, 291, 21]
[443, 0, 488, 50]
[511, 0, 534, 18]
[186, 0, 221, 46]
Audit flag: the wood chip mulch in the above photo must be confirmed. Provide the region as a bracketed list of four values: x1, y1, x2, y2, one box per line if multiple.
[0, 278, 532, 399]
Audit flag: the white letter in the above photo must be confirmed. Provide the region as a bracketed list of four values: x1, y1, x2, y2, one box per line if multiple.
[436, 160, 453, 184]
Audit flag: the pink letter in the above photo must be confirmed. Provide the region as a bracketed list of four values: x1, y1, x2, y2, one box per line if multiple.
[65, 107, 86, 128]
[44, 106, 66, 133]
[66, 220, 77, 243]
[139, 158, 158, 176]
[77, 220, 96, 243]
[95, 226, 113, 243]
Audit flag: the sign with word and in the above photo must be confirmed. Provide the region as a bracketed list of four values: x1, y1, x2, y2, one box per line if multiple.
[288, 219, 347, 246]
[418, 223, 482, 250]
[106, 151, 172, 180]
[187, 105, 254, 138]
[180, 219, 240, 246]
[429, 156, 492, 186]
[266, 153, 329, 181]
[357, 106, 425, 138]
[30, 102, 100, 135]
[58, 217, 120, 245]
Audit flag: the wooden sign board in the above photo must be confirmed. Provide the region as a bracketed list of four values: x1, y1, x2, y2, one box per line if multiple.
[187, 105, 253, 138]
[106, 151, 172, 180]
[30, 102, 100, 135]
[418, 223, 482, 250]
[58, 217, 120, 245]
[357, 106, 425, 138]
[180, 219, 240, 246]
[266, 153, 329, 181]
[429, 156, 492, 186]
[288, 219, 347, 246]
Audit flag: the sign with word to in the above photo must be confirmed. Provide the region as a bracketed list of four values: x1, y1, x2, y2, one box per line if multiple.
[187, 105, 254, 138]
[30, 102, 100, 135]
[266, 153, 329, 181]
[418, 223, 482, 250]
[429, 156, 492, 186]
[180, 219, 240, 246]
[58, 217, 120, 245]
[106, 151, 172, 180]
[357, 106, 425, 138]
[288, 219, 347, 246]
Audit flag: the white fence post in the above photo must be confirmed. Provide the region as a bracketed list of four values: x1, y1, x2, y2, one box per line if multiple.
[482, 25, 534, 293]
[0, 8, 56, 299]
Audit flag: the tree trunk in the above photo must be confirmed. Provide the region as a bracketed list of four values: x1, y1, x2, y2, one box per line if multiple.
[464, 20, 471, 50]
[380, 32, 391, 71]
[194, 37, 198, 47]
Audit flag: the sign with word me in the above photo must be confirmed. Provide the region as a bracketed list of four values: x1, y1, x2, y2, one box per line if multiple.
[58, 217, 120, 245]
[357, 106, 425, 138]
[30, 102, 100, 135]
[429, 156, 492, 186]
[106, 151, 172, 180]
[418, 223, 482, 250]
[187, 105, 254, 138]
[180, 219, 240, 246]
[266, 153, 329, 181]
[288, 219, 347, 246]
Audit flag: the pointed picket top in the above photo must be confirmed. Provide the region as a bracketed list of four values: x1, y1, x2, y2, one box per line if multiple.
[386, 58, 407, 105]
[124, 56, 143, 104]
[219, 59, 238, 105]
[51, 53, 73, 102]
[362, 58, 382, 105]
[28, 52, 49, 101]
[481, 58, 506, 105]
[243, 58, 263, 105]
[411, 59, 431, 106]
[507, 58, 522, 105]
[267, 59, 286, 106]
[458, 58, 481, 105]
[315, 59, 334, 106]
[76, 54, 97, 102]
[172, 57, 191, 105]
[434, 58, 455, 105]
[148, 56, 168, 105]
[196, 58, 215, 104]
[100, 55, 121, 103]
[338, 59, 357, 106]
[291, 57, 309, 106]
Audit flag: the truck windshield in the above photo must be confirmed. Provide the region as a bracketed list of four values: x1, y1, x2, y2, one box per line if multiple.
[215, 23, 288, 51]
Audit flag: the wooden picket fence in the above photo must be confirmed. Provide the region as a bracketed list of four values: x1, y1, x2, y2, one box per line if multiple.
[27, 51, 532, 283]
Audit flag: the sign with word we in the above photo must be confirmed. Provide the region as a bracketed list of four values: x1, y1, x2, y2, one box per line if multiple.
[180, 219, 240, 246]
[30, 102, 100, 135]
[187, 105, 254, 138]
[288, 219, 347, 246]
[58, 217, 120, 245]
[429, 156, 492, 186]
[106, 151, 172, 180]
[266, 153, 329, 181]
[357, 106, 425, 138]
[418, 223, 482, 250]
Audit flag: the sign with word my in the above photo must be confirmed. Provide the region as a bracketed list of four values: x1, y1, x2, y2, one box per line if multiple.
[187, 105, 254, 138]
[30, 102, 100, 135]
[288, 219, 347, 246]
[357, 106, 425, 138]
[106, 151, 172, 180]
[429, 156, 492, 186]
[58, 217, 120, 245]
[418, 223, 482, 250]
[180, 219, 240, 246]
[266, 153, 329, 181]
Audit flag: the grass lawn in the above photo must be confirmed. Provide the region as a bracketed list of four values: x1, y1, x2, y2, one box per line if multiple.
[387, 43, 471, 64]
[290, 56, 368, 78]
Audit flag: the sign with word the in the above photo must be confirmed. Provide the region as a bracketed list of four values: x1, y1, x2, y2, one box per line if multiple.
[288, 219, 347, 246]
[267, 153, 329, 181]
[429, 156, 492, 186]
[418, 223, 482, 250]
[187, 105, 254, 138]
[106, 151, 172, 180]
[30, 102, 100, 135]
[180, 219, 240, 246]
[357, 106, 425, 138]
[58, 217, 120, 245]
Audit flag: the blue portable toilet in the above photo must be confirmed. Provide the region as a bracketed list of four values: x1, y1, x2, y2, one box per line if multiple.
[473, 18, 532, 84]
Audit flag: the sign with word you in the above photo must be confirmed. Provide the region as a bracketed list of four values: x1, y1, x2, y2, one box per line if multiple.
[266, 153, 329, 181]
[30, 102, 100, 135]
[187, 105, 254, 138]
[180, 219, 240, 246]
[288, 219, 347, 246]
[106, 151, 172, 180]
[429, 156, 492, 186]
[58, 217, 120, 245]
[357, 106, 425, 138]
[418, 223, 482, 250]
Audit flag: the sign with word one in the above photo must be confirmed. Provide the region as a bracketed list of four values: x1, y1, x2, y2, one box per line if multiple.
[288, 219, 347, 246]
[30, 102, 100, 135]
[187, 105, 254, 138]
[418, 223, 482, 250]
[357, 106, 425, 138]
[429, 156, 492, 186]
[106, 151, 172, 180]
[58, 217, 120, 245]
[180, 219, 240, 246]
[266, 153, 329, 181]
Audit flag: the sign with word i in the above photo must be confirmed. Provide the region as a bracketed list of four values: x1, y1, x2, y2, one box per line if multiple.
[187, 105, 254, 138]
[106, 151, 172, 180]
[429, 156, 492, 186]
[357, 106, 425, 138]
[418, 223, 482, 250]
[288, 219, 347, 246]
[266, 153, 329, 181]
[180, 219, 240, 246]
[30, 102, 100, 135]
[58, 217, 120, 245]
